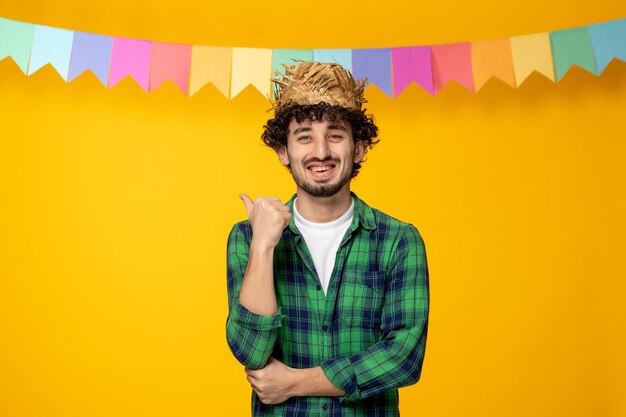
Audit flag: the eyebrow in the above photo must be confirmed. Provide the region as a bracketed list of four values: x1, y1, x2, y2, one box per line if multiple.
[292, 124, 348, 135]
[293, 126, 312, 134]
[326, 124, 348, 132]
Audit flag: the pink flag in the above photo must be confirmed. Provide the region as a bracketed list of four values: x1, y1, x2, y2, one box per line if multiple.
[431, 43, 474, 93]
[391, 46, 434, 96]
[150, 42, 192, 94]
[108, 38, 152, 91]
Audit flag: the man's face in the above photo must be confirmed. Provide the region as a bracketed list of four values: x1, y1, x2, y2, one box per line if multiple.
[276, 117, 366, 198]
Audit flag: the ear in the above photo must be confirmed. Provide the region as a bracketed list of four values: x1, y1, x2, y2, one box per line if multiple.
[354, 140, 368, 163]
[276, 145, 290, 166]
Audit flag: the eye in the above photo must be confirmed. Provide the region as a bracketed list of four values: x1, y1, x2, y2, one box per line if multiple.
[297, 135, 312, 142]
[328, 134, 343, 140]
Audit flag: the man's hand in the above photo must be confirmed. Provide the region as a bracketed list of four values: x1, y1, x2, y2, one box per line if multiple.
[240, 194, 291, 249]
[237, 194, 288, 316]
[245, 357, 296, 405]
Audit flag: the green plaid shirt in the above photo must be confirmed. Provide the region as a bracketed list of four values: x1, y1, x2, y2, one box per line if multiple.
[226, 193, 429, 416]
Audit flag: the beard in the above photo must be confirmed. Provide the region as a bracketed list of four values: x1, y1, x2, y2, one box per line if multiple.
[289, 157, 353, 198]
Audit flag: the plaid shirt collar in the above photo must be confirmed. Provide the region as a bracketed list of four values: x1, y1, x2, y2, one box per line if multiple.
[285, 191, 377, 236]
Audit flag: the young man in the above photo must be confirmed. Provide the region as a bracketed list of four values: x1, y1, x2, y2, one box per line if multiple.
[226, 61, 429, 416]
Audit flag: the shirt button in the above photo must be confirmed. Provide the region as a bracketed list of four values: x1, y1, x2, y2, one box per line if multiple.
[322, 324, 328, 331]
[316, 284, 321, 291]
[322, 403, 328, 410]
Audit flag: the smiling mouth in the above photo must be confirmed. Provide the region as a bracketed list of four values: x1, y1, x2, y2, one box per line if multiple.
[308, 164, 336, 172]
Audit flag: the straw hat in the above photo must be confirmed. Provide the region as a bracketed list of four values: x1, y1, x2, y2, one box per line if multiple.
[271, 61, 368, 112]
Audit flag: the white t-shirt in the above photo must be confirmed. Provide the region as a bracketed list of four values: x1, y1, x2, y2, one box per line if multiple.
[293, 198, 354, 295]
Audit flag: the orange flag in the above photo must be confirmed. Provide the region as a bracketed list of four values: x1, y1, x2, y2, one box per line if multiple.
[189, 46, 232, 97]
[471, 39, 516, 90]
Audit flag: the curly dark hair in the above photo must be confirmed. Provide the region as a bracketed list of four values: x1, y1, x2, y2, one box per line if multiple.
[261, 103, 379, 178]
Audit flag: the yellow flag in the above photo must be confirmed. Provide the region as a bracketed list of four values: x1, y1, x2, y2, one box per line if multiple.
[510, 33, 555, 85]
[230, 48, 272, 99]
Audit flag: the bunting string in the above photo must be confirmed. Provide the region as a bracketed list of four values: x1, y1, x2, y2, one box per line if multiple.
[1, 16, 625, 98]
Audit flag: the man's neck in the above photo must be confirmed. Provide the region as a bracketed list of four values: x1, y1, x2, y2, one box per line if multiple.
[294, 187, 353, 223]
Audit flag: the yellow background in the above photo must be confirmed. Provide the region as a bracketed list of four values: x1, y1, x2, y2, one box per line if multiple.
[1, 1, 626, 416]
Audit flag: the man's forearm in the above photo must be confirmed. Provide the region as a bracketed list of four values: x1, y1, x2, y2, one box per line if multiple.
[290, 366, 345, 397]
[238, 239, 278, 316]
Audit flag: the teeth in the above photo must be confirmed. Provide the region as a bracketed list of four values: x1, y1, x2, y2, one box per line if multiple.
[310, 166, 331, 172]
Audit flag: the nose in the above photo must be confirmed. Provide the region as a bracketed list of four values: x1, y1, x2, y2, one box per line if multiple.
[312, 136, 331, 160]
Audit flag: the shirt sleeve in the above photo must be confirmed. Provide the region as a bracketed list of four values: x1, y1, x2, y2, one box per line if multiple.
[320, 224, 430, 402]
[225, 222, 285, 369]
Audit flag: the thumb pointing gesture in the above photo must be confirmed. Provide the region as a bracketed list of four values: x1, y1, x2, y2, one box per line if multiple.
[240, 193, 254, 219]
[238, 194, 291, 248]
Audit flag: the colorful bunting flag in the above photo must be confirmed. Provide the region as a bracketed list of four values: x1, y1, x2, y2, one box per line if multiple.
[391, 46, 433, 96]
[313, 49, 352, 72]
[231, 48, 272, 99]
[109, 38, 152, 91]
[150, 42, 192, 93]
[510, 33, 555, 85]
[588, 18, 626, 74]
[431, 43, 474, 93]
[272, 49, 313, 76]
[352, 48, 393, 97]
[28, 25, 74, 80]
[69, 32, 113, 86]
[1, 16, 624, 98]
[550, 27, 597, 81]
[471, 39, 515, 90]
[0, 18, 34, 74]
[189, 46, 232, 97]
